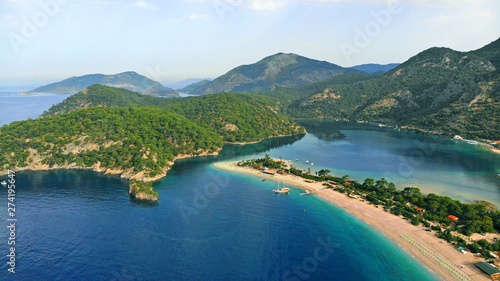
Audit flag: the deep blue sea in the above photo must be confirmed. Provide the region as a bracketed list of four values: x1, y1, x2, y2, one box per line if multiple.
[0, 91, 499, 280]
[0, 91, 69, 126]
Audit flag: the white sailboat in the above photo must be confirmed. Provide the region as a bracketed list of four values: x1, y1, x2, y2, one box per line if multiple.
[273, 181, 290, 194]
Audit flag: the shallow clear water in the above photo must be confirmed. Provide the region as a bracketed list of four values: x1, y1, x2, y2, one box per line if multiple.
[276, 120, 500, 206]
[0, 166, 438, 280]
[0, 93, 499, 280]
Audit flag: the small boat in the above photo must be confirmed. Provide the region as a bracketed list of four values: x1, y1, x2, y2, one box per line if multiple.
[273, 181, 290, 194]
[262, 179, 266, 182]
[300, 190, 312, 196]
[1, 181, 6, 186]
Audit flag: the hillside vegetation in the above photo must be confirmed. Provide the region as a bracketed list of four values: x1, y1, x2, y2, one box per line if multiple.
[0, 107, 223, 179]
[190, 53, 362, 95]
[277, 38, 500, 141]
[42, 84, 304, 143]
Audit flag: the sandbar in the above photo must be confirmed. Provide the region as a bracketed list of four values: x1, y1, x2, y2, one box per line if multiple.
[214, 161, 493, 281]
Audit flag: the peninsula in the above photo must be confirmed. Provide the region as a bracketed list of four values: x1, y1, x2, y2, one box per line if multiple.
[215, 156, 500, 281]
[0, 85, 305, 202]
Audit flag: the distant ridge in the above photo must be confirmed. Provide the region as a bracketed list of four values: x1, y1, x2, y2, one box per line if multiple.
[285, 37, 500, 141]
[177, 80, 212, 94]
[350, 63, 400, 74]
[31, 71, 179, 97]
[166, 78, 213, 90]
[190, 53, 363, 95]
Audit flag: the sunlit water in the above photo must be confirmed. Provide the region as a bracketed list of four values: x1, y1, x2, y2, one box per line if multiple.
[0, 92, 499, 280]
[0, 91, 69, 126]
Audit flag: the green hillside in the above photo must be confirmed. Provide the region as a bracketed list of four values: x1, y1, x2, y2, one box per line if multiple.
[282, 38, 500, 141]
[190, 53, 363, 95]
[0, 107, 223, 178]
[42, 84, 305, 143]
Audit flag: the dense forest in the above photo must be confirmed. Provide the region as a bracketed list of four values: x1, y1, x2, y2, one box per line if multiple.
[1, 85, 306, 179]
[38, 38, 500, 143]
[42, 85, 304, 143]
[3, 38, 499, 182]
[0, 107, 224, 178]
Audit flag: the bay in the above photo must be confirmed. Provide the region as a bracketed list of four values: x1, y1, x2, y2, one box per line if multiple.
[0, 164, 438, 281]
[0, 93, 499, 280]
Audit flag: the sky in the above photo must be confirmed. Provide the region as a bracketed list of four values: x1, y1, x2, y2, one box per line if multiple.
[1, 0, 499, 89]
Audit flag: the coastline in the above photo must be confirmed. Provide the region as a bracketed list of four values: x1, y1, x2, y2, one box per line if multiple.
[297, 118, 500, 156]
[0, 149, 221, 182]
[0, 131, 306, 181]
[214, 161, 492, 281]
[225, 132, 306, 145]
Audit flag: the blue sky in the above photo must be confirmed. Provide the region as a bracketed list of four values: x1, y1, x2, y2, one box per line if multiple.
[1, 0, 499, 88]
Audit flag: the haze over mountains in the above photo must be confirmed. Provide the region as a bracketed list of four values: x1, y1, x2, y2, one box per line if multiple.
[188, 53, 364, 95]
[177, 80, 212, 94]
[29, 54, 400, 97]
[31, 71, 179, 97]
[350, 63, 400, 74]
[166, 78, 213, 90]
[24, 37, 500, 142]
[282, 38, 500, 140]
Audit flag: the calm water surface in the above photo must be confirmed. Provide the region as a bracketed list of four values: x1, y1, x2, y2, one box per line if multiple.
[0, 93, 499, 280]
[0, 91, 69, 126]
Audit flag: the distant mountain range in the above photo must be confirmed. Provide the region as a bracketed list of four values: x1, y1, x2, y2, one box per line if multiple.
[189, 53, 363, 95]
[350, 63, 400, 74]
[165, 78, 213, 90]
[283, 38, 500, 140]
[31, 71, 180, 97]
[22, 38, 500, 141]
[177, 80, 212, 94]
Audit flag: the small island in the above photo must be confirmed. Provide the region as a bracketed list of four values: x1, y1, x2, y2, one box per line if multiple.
[16, 92, 37, 96]
[129, 181, 159, 203]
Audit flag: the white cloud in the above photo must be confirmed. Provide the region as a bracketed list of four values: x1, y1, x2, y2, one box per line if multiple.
[131, 0, 157, 10]
[246, 0, 285, 10]
[90, 0, 120, 8]
[188, 12, 213, 20]
[188, 0, 498, 10]
[186, 0, 404, 11]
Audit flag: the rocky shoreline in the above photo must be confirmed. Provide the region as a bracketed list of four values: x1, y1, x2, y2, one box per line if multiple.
[0, 150, 221, 182]
[128, 182, 159, 203]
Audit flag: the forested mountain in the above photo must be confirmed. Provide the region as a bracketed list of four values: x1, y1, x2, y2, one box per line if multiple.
[0, 107, 223, 180]
[350, 63, 399, 73]
[1, 84, 305, 179]
[5, 39, 499, 182]
[177, 79, 212, 94]
[190, 53, 363, 95]
[283, 38, 500, 140]
[31, 71, 180, 97]
[41, 84, 305, 143]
